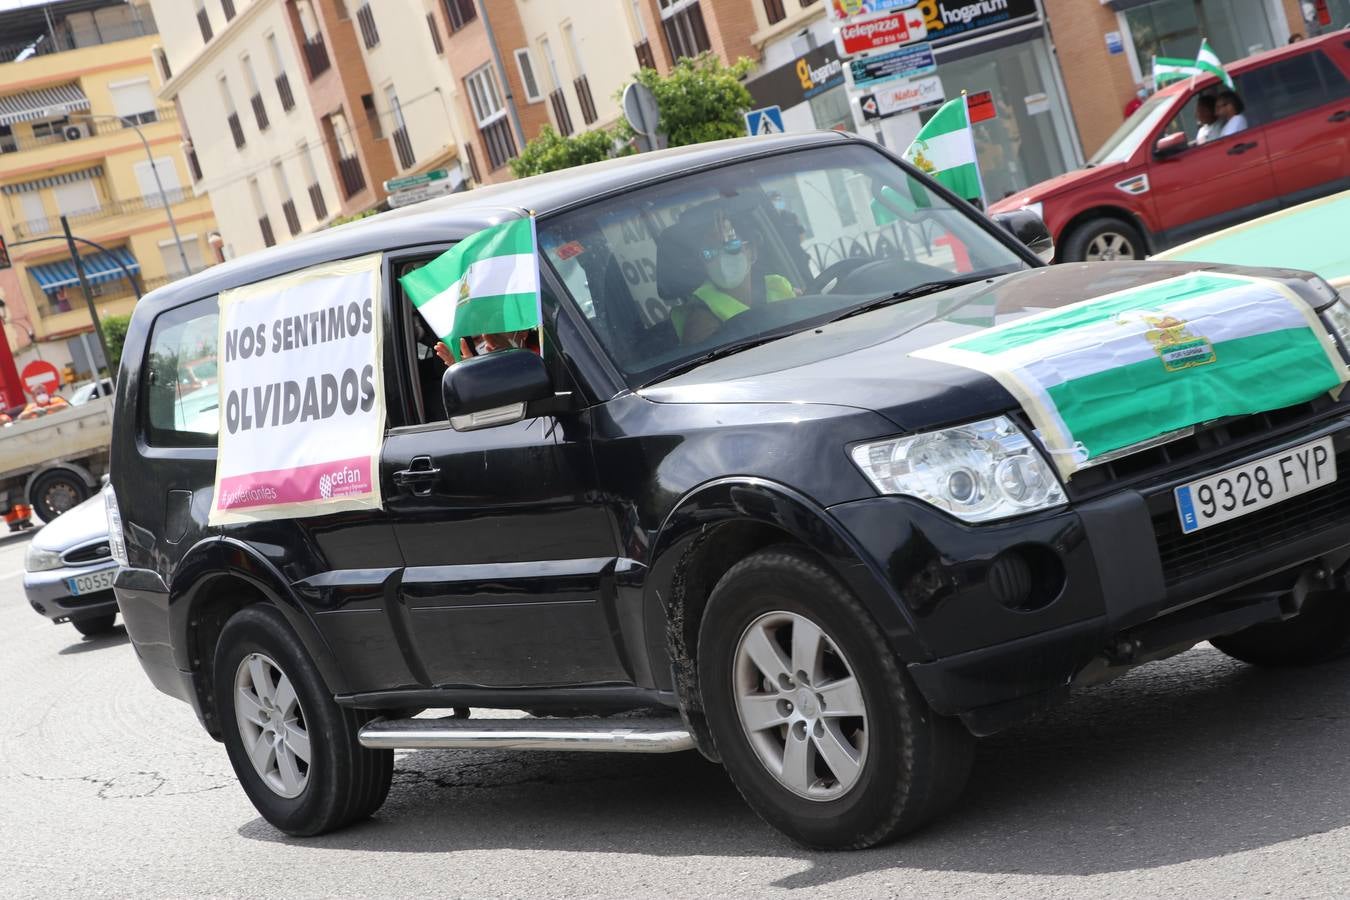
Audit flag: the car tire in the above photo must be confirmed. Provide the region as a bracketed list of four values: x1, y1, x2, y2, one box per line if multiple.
[1211, 590, 1350, 667]
[73, 614, 117, 636]
[28, 469, 90, 521]
[1061, 217, 1147, 262]
[697, 545, 974, 850]
[214, 605, 393, 836]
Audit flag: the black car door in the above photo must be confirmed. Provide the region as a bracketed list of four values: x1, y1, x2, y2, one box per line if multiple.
[381, 255, 629, 689]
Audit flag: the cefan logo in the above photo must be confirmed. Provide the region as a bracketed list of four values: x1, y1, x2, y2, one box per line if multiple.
[318, 473, 333, 499]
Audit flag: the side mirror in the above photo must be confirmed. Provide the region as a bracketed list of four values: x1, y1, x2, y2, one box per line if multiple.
[992, 208, 1055, 264]
[441, 349, 554, 431]
[1154, 131, 1188, 158]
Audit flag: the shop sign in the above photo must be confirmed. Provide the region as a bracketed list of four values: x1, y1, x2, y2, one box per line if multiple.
[746, 45, 846, 111]
[859, 74, 946, 120]
[835, 9, 929, 57]
[919, 0, 1040, 44]
[827, 0, 920, 20]
[965, 90, 996, 123]
[848, 43, 936, 89]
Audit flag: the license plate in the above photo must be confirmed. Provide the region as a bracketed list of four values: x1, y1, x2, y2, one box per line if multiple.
[1174, 436, 1336, 534]
[66, 567, 117, 596]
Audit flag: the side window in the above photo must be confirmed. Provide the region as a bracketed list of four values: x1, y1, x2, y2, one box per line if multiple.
[143, 297, 220, 447]
[1247, 51, 1348, 124]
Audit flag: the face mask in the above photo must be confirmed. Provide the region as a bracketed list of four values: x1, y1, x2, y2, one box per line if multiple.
[35, 392, 49, 405]
[707, 252, 750, 291]
[1136, 87, 1149, 100]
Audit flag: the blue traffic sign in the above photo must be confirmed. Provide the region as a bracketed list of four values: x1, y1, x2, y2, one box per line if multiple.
[744, 105, 785, 136]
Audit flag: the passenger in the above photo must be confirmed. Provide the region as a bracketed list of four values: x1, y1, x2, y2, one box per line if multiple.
[662, 209, 797, 345]
[1215, 90, 1249, 139]
[432, 329, 540, 365]
[16, 389, 70, 420]
[1195, 95, 1219, 144]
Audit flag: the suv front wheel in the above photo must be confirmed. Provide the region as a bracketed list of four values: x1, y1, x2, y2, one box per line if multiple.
[214, 605, 393, 836]
[697, 546, 974, 850]
[1061, 216, 1147, 262]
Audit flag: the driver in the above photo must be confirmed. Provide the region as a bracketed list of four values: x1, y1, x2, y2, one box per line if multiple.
[665, 207, 797, 345]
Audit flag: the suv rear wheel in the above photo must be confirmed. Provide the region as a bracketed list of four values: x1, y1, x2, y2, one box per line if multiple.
[214, 605, 393, 836]
[1212, 590, 1350, 667]
[697, 546, 974, 850]
[1062, 216, 1147, 262]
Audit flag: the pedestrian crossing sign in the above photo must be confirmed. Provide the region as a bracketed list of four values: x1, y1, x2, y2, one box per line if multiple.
[744, 105, 785, 136]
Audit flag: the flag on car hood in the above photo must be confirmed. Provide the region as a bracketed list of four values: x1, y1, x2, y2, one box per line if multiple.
[399, 217, 540, 361]
[912, 273, 1349, 479]
[902, 97, 983, 205]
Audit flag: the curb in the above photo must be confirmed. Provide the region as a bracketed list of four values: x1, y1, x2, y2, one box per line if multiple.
[0, 527, 39, 547]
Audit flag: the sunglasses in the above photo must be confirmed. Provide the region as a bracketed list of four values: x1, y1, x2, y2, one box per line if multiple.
[698, 238, 749, 261]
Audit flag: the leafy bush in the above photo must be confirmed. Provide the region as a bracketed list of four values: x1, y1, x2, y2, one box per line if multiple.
[100, 313, 130, 371]
[511, 125, 627, 179]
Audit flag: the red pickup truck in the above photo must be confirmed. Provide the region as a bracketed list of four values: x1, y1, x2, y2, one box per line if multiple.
[989, 33, 1350, 262]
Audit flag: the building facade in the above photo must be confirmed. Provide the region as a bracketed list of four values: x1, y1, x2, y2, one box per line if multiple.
[0, 0, 217, 378]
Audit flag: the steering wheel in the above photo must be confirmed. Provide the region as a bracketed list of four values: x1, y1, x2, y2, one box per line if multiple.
[806, 257, 875, 294]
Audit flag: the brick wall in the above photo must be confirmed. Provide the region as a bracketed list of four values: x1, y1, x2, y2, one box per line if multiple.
[700, 0, 761, 66]
[1040, 0, 1141, 160]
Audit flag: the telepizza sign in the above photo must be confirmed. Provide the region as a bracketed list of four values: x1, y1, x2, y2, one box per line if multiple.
[834, 8, 928, 56]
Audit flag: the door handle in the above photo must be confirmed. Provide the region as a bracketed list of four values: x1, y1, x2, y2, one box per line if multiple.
[393, 456, 441, 495]
[1330, 110, 1350, 123]
[1226, 141, 1258, 155]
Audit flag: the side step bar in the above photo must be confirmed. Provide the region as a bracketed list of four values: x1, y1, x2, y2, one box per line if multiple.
[357, 715, 695, 754]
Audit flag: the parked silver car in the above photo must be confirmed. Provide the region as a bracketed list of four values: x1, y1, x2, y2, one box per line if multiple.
[24, 493, 119, 636]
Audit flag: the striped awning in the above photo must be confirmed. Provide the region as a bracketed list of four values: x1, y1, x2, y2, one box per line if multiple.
[0, 165, 102, 196]
[29, 247, 140, 295]
[0, 82, 89, 126]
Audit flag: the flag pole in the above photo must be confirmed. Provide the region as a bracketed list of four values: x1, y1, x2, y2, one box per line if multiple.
[961, 90, 988, 211]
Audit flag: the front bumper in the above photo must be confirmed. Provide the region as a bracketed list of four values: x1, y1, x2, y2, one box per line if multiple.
[24, 562, 120, 623]
[829, 415, 1350, 733]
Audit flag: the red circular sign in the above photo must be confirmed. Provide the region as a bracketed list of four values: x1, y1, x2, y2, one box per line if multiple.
[20, 360, 60, 397]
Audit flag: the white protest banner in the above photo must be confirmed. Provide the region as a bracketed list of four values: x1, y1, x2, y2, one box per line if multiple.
[209, 253, 385, 525]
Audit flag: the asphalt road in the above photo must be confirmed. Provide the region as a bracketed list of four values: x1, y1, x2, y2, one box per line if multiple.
[3, 531, 1350, 898]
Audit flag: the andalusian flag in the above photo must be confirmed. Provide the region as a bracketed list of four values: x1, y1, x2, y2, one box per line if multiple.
[399, 217, 540, 361]
[913, 273, 1349, 478]
[903, 96, 983, 205]
[1153, 38, 1234, 89]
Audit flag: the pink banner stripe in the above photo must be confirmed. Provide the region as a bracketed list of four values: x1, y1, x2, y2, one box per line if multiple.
[217, 456, 374, 510]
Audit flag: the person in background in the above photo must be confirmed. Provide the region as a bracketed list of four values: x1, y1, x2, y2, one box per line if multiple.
[1195, 94, 1219, 144]
[1215, 90, 1249, 138]
[1124, 83, 1149, 118]
[1289, 32, 1306, 43]
[17, 388, 70, 420]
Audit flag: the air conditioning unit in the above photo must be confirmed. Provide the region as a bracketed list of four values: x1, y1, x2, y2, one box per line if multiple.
[61, 123, 88, 142]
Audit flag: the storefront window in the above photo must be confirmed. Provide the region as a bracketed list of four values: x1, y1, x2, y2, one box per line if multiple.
[808, 85, 853, 131]
[1300, 0, 1350, 35]
[925, 36, 1077, 202]
[1124, 0, 1278, 66]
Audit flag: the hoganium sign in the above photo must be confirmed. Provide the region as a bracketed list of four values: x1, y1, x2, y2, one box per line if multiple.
[834, 9, 929, 56]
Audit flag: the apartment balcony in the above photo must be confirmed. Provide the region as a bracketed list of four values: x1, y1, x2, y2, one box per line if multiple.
[336, 154, 365, 199]
[227, 112, 245, 148]
[250, 93, 269, 131]
[0, 16, 157, 63]
[12, 186, 198, 240]
[391, 126, 415, 170]
[479, 118, 516, 171]
[282, 199, 301, 235]
[308, 182, 327, 220]
[259, 215, 275, 248]
[634, 39, 656, 70]
[574, 75, 598, 126]
[0, 104, 177, 156]
[302, 35, 330, 80]
[548, 89, 573, 137]
[276, 73, 295, 112]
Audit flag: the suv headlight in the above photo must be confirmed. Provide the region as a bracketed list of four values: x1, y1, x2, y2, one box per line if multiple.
[1321, 291, 1350, 357]
[850, 416, 1067, 523]
[25, 544, 63, 572]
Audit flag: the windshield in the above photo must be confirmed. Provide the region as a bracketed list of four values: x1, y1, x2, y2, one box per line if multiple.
[538, 144, 1028, 386]
[1087, 93, 1178, 166]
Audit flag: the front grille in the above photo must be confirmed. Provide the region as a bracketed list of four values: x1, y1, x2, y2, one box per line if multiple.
[63, 543, 111, 565]
[1153, 450, 1350, 584]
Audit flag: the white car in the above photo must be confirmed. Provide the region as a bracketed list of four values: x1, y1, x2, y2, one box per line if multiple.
[23, 493, 119, 636]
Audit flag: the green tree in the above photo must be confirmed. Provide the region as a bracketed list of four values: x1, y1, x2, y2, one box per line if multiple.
[510, 125, 626, 179]
[100, 313, 130, 371]
[627, 53, 756, 148]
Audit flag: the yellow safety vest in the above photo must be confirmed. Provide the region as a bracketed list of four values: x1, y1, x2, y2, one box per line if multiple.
[671, 275, 795, 340]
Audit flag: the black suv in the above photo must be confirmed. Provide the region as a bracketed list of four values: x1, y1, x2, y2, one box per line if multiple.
[108, 132, 1350, 850]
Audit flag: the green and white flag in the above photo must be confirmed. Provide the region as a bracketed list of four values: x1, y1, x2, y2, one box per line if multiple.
[1153, 38, 1234, 89]
[913, 273, 1350, 479]
[903, 96, 983, 205]
[399, 216, 540, 361]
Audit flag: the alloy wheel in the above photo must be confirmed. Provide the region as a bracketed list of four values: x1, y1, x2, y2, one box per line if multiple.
[1085, 231, 1137, 261]
[732, 611, 869, 801]
[234, 652, 311, 798]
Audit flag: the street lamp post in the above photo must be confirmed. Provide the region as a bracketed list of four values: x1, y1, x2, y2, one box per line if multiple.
[73, 112, 193, 277]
